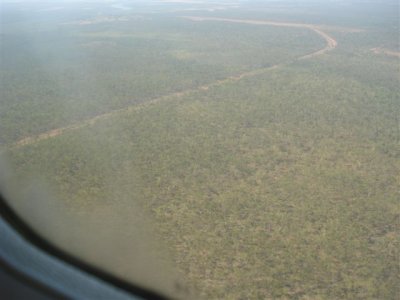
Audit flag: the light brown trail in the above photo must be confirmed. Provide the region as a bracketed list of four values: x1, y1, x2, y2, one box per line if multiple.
[371, 47, 400, 58]
[9, 17, 337, 150]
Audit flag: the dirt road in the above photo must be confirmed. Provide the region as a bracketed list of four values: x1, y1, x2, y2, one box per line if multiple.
[10, 17, 338, 150]
[371, 47, 400, 58]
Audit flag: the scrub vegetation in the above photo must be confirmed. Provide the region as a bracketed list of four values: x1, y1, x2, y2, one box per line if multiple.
[1, 0, 399, 299]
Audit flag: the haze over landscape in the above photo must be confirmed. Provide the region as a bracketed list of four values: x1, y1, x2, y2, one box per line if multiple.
[0, 0, 399, 299]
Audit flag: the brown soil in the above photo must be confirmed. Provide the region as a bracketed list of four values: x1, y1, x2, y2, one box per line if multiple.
[371, 47, 400, 58]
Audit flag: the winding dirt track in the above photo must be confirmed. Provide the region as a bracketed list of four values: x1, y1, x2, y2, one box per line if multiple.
[185, 17, 338, 60]
[10, 17, 337, 150]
